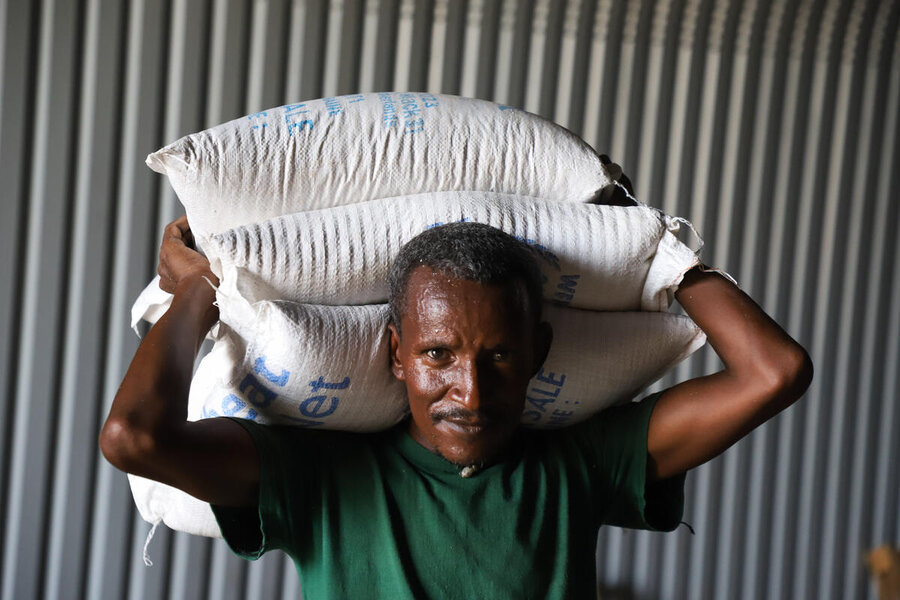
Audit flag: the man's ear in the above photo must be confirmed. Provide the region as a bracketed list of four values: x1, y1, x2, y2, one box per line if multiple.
[531, 321, 553, 377]
[388, 323, 406, 381]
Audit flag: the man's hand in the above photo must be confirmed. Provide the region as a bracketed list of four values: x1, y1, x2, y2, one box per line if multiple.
[645, 266, 813, 481]
[99, 215, 259, 507]
[157, 215, 219, 292]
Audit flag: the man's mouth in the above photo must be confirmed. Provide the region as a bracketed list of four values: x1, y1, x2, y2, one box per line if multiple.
[437, 418, 490, 435]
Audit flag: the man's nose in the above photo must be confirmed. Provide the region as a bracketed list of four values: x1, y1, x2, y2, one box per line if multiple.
[454, 360, 484, 413]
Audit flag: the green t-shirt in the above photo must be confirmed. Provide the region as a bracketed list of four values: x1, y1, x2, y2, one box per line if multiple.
[212, 392, 686, 599]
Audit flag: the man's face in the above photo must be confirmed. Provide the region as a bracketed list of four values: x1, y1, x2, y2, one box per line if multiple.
[389, 267, 551, 467]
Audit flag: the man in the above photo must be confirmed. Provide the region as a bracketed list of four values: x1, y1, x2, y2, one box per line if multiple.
[101, 216, 812, 598]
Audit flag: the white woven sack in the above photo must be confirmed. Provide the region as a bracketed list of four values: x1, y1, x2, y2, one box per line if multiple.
[127, 474, 222, 539]
[146, 92, 612, 246]
[202, 192, 698, 312]
[131, 193, 698, 330]
[129, 295, 705, 538]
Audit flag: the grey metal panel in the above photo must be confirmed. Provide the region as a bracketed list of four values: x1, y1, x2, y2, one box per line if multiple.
[1, 1, 899, 599]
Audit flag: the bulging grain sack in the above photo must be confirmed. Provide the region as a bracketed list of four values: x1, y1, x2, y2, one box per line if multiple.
[146, 93, 613, 246]
[131, 192, 699, 330]
[203, 192, 699, 312]
[129, 291, 706, 538]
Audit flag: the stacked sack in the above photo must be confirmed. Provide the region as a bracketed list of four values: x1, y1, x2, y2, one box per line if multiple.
[128, 93, 706, 539]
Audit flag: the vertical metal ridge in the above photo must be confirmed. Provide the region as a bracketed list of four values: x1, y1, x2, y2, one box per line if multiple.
[459, 0, 484, 98]
[0, 0, 42, 591]
[359, 0, 382, 92]
[491, 0, 519, 104]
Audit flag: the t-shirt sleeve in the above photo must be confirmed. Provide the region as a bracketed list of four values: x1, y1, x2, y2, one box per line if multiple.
[573, 391, 687, 532]
[210, 418, 308, 560]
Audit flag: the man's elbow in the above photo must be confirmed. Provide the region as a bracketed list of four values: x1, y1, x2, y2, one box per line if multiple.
[762, 345, 814, 408]
[99, 417, 161, 476]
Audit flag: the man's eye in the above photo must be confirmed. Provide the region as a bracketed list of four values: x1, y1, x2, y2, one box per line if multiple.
[426, 348, 448, 360]
[491, 350, 509, 362]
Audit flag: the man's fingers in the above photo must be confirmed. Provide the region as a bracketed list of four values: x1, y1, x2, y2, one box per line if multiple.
[163, 215, 191, 241]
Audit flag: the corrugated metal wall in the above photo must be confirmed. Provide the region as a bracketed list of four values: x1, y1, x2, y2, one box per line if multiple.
[0, 0, 897, 598]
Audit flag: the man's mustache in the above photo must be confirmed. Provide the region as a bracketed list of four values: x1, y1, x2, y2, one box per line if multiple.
[429, 406, 499, 423]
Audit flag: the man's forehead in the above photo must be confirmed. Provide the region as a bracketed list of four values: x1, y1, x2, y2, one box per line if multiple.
[401, 268, 529, 329]
[404, 267, 513, 304]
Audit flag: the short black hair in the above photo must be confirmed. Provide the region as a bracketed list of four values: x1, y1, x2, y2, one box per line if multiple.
[388, 222, 544, 334]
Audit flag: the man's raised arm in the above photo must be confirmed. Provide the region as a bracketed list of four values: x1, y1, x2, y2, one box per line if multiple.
[646, 266, 814, 481]
[99, 216, 259, 507]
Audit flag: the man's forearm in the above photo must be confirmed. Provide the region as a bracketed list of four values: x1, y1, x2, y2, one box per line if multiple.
[101, 275, 218, 468]
[645, 266, 813, 480]
[674, 267, 810, 392]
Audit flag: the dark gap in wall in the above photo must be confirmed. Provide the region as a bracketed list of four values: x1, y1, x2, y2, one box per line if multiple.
[374, 0, 400, 92]
[537, 0, 565, 119]
[194, 0, 213, 142]
[300, 0, 331, 100]
[474, 0, 501, 101]
[238, 0, 253, 110]
[406, 0, 434, 92]
[439, 0, 467, 95]
[278, 0, 293, 103]
[505, 0, 534, 107]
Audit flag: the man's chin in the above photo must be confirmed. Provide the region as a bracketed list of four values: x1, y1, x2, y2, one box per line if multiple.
[431, 422, 513, 467]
